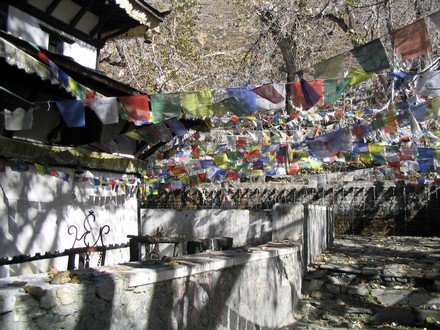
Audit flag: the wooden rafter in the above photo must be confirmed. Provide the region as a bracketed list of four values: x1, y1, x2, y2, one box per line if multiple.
[70, 0, 97, 27]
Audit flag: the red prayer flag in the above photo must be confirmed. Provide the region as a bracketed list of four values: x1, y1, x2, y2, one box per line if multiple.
[119, 95, 150, 122]
[390, 19, 432, 61]
[291, 80, 323, 109]
[197, 173, 207, 182]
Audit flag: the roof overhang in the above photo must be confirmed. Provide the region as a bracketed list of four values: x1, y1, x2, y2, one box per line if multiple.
[2, 0, 170, 48]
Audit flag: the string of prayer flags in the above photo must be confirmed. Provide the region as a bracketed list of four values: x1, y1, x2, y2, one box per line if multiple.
[180, 90, 213, 117]
[150, 93, 182, 124]
[35, 47, 88, 100]
[324, 78, 351, 105]
[226, 86, 257, 113]
[55, 99, 86, 127]
[350, 38, 390, 73]
[390, 18, 432, 61]
[88, 97, 119, 124]
[313, 54, 346, 79]
[4, 107, 34, 130]
[118, 95, 150, 124]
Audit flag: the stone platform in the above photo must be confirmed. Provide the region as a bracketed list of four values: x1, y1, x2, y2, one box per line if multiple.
[0, 243, 304, 330]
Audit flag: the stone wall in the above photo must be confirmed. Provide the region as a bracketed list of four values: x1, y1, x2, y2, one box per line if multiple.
[0, 245, 304, 330]
[140, 204, 333, 261]
[0, 203, 334, 329]
[0, 165, 138, 278]
[142, 171, 440, 237]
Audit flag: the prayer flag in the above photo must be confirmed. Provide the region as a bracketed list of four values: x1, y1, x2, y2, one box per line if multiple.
[218, 97, 250, 117]
[153, 122, 173, 142]
[350, 38, 390, 73]
[89, 97, 119, 124]
[292, 80, 323, 109]
[390, 18, 432, 61]
[252, 83, 285, 104]
[410, 102, 428, 122]
[58, 69, 69, 87]
[118, 95, 150, 123]
[324, 78, 350, 104]
[227, 86, 257, 113]
[351, 125, 367, 139]
[150, 93, 182, 124]
[301, 79, 323, 108]
[415, 70, 440, 97]
[406, 108, 422, 136]
[55, 100, 85, 127]
[313, 54, 346, 79]
[4, 107, 33, 130]
[307, 128, 352, 159]
[181, 90, 213, 116]
[165, 118, 188, 136]
[348, 68, 374, 86]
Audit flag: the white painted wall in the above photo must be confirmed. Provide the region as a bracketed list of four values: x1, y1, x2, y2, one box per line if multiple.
[7, 6, 98, 69]
[141, 208, 273, 251]
[7, 6, 49, 49]
[0, 165, 138, 278]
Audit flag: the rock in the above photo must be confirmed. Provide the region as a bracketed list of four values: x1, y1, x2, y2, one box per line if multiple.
[320, 263, 361, 274]
[362, 267, 379, 276]
[23, 285, 47, 299]
[57, 287, 75, 305]
[50, 271, 72, 284]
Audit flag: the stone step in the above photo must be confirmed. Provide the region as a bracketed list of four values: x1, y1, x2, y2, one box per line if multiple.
[296, 298, 440, 328]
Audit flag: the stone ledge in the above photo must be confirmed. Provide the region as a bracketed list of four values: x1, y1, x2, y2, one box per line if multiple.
[0, 243, 302, 293]
[125, 244, 301, 287]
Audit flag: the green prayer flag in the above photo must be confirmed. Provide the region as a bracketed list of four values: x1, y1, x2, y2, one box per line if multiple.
[324, 78, 350, 104]
[219, 97, 249, 117]
[150, 93, 182, 124]
[350, 39, 390, 73]
[313, 53, 346, 79]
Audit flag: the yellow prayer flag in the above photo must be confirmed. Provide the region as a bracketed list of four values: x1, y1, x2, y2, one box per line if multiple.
[348, 68, 374, 86]
[179, 176, 189, 185]
[250, 170, 264, 176]
[68, 77, 78, 93]
[214, 153, 229, 165]
[369, 143, 384, 155]
[34, 163, 44, 175]
[181, 90, 213, 116]
[360, 153, 372, 164]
